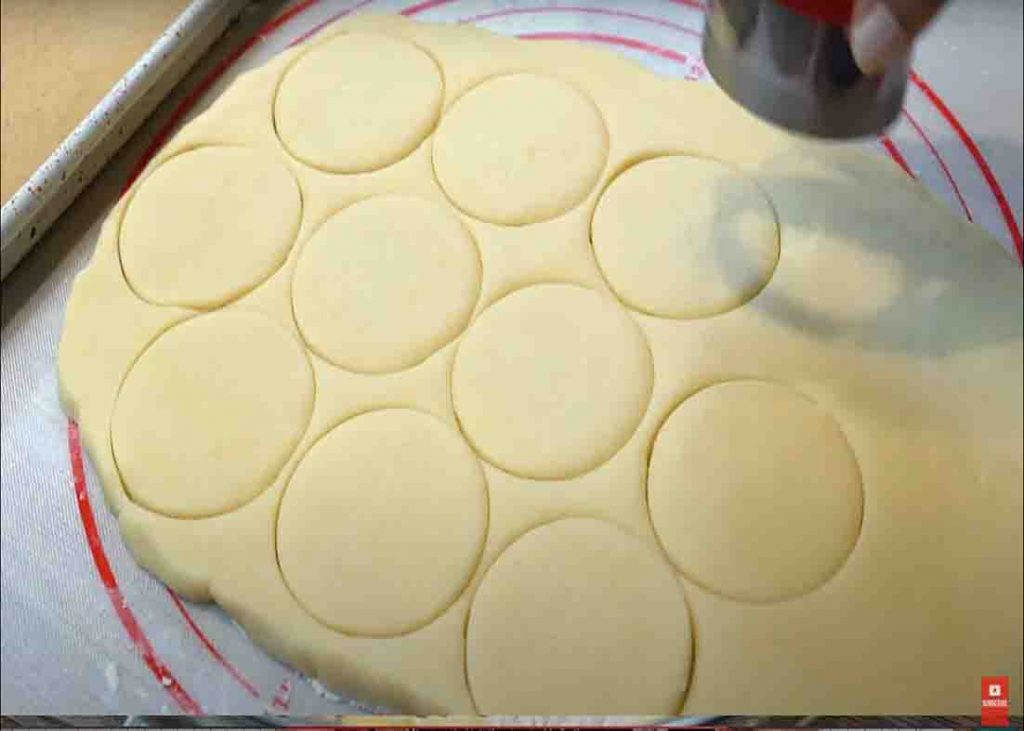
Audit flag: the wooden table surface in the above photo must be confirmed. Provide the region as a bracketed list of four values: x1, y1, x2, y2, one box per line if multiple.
[0, 0, 192, 203]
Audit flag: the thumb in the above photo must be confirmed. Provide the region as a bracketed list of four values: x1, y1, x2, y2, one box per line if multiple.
[850, 0, 946, 75]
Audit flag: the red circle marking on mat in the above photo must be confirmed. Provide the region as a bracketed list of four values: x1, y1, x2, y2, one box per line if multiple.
[880, 136, 914, 177]
[165, 588, 261, 699]
[458, 5, 702, 39]
[910, 71, 1023, 260]
[401, 0, 459, 16]
[405, 0, 702, 18]
[67, 422, 203, 714]
[289, 0, 381, 47]
[518, 30, 691, 66]
[902, 110, 972, 219]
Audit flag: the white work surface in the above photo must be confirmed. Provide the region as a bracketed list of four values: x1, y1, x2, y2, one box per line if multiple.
[2, 0, 1022, 716]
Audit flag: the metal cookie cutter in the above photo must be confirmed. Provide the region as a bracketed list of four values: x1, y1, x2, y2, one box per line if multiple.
[702, 0, 910, 139]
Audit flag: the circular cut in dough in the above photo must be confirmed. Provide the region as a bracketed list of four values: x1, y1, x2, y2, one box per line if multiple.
[433, 74, 608, 225]
[277, 409, 487, 636]
[292, 195, 480, 373]
[466, 518, 691, 714]
[592, 155, 779, 319]
[112, 311, 314, 518]
[120, 147, 301, 309]
[648, 380, 863, 602]
[452, 284, 652, 480]
[274, 33, 442, 173]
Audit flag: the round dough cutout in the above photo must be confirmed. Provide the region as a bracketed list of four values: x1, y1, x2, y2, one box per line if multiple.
[466, 518, 691, 714]
[592, 155, 778, 319]
[292, 195, 480, 373]
[274, 33, 442, 173]
[647, 380, 863, 602]
[112, 311, 314, 518]
[433, 74, 608, 225]
[452, 284, 652, 480]
[120, 147, 301, 309]
[277, 409, 487, 636]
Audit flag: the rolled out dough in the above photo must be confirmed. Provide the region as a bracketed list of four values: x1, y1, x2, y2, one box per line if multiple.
[111, 310, 314, 518]
[277, 408, 487, 637]
[466, 518, 691, 714]
[451, 283, 653, 480]
[292, 194, 480, 373]
[647, 380, 863, 602]
[119, 146, 301, 309]
[592, 155, 779, 318]
[58, 13, 1022, 716]
[432, 73, 609, 225]
[274, 32, 443, 173]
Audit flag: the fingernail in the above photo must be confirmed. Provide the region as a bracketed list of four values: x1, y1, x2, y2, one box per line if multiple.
[850, 1, 911, 75]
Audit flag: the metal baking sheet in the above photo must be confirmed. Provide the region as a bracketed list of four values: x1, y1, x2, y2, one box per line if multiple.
[0, 0, 250, 281]
[2, 0, 1022, 717]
